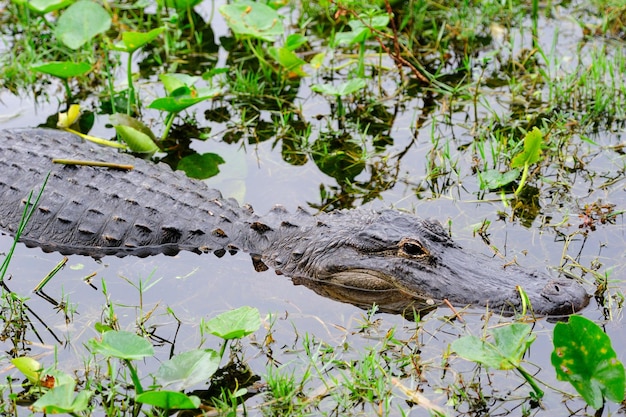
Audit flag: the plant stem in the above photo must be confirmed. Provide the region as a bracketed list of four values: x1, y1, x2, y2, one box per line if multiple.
[514, 163, 530, 196]
[517, 365, 544, 399]
[127, 50, 135, 115]
[124, 359, 144, 394]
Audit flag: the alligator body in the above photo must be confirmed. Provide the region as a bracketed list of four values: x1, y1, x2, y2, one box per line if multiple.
[0, 129, 589, 315]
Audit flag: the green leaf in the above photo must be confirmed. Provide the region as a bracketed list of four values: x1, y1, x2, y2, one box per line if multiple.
[32, 382, 92, 414]
[159, 73, 199, 94]
[31, 61, 92, 79]
[452, 323, 535, 370]
[148, 86, 221, 113]
[87, 330, 154, 360]
[511, 127, 543, 168]
[110, 113, 158, 154]
[311, 78, 367, 97]
[119, 28, 165, 53]
[11, 357, 42, 384]
[284, 33, 308, 51]
[479, 168, 520, 189]
[156, 349, 220, 391]
[552, 315, 626, 409]
[267, 47, 307, 76]
[219, 1, 284, 42]
[27, 0, 73, 14]
[136, 391, 201, 410]
[335, 13, 389, 46]
[177, 153, 224, 179]
[55, 0, 111, 49]
[204, 306, 261, 340]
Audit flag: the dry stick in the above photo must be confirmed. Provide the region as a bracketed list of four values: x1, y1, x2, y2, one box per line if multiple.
[52, 159, 134, 171]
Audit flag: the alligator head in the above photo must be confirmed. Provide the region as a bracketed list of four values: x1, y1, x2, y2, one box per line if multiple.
[261, 209, 589, 316]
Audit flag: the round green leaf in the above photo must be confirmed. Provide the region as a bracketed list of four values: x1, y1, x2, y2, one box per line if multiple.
[87, 330, 154, 360]
[219, 1, 284, 42]
[177, 152, 224, 179]
[156, 349, 220, 391]
[56, 0, 111, 49]
[552, 315, 625, 409]
[204, 306, 261, 340]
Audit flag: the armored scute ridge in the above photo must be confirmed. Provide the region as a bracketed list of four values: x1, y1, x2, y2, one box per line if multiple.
[0, 129, 589, 316]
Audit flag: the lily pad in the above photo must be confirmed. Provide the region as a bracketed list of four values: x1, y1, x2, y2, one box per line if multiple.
[156, 349, 220, 391]
[219, 1, 284, 42]
[452, 323, 535, 370]
[56, 0, 111, 49]
[204, 306, 261, 340]
[552, 315, 625, 409]
[177, 152, 224, 179]
[87, 330, 154, 360]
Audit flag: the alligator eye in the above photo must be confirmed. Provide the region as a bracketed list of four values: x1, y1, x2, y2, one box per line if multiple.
[399, 238, 428, 258]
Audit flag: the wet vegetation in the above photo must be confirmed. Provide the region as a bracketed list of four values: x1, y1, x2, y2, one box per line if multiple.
[1, 0, 626, 415]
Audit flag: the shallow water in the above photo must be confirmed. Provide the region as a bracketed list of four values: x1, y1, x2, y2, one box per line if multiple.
[1, 0, 625, 415]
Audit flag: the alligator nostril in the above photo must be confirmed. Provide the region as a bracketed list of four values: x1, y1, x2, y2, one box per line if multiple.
[554, 284, 560, 292]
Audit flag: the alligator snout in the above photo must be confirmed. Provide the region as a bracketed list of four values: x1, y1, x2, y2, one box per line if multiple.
[539, 278, 590, 315]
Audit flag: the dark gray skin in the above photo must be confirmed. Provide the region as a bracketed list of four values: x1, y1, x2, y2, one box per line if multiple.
[0, 129, 589, 316]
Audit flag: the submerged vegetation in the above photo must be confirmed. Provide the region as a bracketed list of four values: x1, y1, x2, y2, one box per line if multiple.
[1, 0, 626, 415]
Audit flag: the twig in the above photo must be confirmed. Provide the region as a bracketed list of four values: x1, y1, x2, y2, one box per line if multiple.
[52, 159, 134, 171]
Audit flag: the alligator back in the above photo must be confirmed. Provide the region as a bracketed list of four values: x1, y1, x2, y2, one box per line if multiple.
[0, 129, 251, 257]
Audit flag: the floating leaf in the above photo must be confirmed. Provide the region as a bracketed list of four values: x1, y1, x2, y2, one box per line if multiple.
[219, 1, 284, 42]
[87, 330, 154, 360]
[177, 152, 224, 179]
[31, 61, 92, 79]
[55, 0, 111, 49]
[156, 349, 220, 391]
[452, 323, 535, 370]
[136, 391, 201, 410]
[479, 168, 520, 190]
[311, 78, 367, 97]
[552, 315, 625, 409]
[204, 306, 261, 340]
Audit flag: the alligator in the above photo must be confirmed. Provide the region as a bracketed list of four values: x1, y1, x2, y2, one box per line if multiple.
[0, 129, 589, 316]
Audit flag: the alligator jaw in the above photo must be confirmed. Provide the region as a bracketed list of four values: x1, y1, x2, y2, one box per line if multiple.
[278, 210, 591, 317]
[322, 246, 590, 316]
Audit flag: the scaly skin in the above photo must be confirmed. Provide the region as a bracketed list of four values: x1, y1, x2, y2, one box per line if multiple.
[0, 129, 589, 315]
